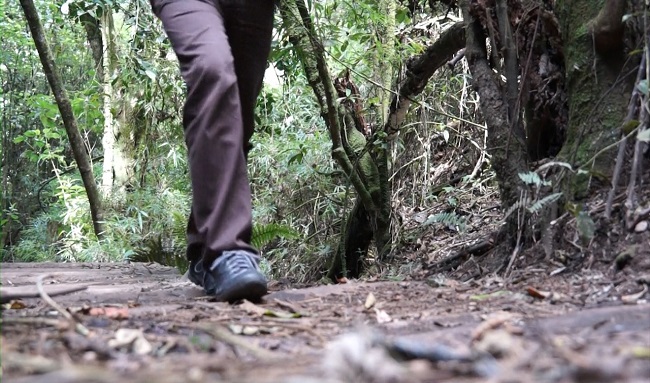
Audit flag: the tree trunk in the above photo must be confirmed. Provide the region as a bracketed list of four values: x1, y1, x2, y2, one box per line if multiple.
[97, 8, 137, 197]
[280, 0, 383, 279]
[461, 0, 528, 243]
[79, 12, 103, 81]
[556, 0, 638, 198]
[19, 0, 104, 239]
[281, 1, 468, 279]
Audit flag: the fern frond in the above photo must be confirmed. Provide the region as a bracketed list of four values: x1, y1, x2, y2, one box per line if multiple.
[503, 195, 531, 220]
[422, 212, 466, 231]
[527, 192, 562, 214]
[518, 171, 550, 187]
[252, 223, 300, 249]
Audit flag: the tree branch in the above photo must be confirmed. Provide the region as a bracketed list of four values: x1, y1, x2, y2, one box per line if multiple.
[384, 21, 466, 138]
[279, 0, 376, 212]
[496, 0, 521, 138]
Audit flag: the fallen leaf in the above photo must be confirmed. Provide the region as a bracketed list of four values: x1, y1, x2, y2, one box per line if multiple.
[337, 277, 348, 284]
[473, 328, 516, 358]
[88, 307, 129, 320]
[634, 220, 648, 233]
[621, 285, 648, 304]
[273, 299, 302, 314]
[375, 308, 392, 324]
[240, 300, 268, 316]
[364, 292, 376, 310]
[527, 286, 551, 299]
[108, 329, 152, 355]
[242, 326, 260, 336]
[472, 312, 516, 341]
[133, 336, 153, 355]
[4, 300, 26, 310]
[626, 346, 650, 359]
[240, 300, 300, 318]
[227, 324, 261, 336]
[469, 290, 509, 301]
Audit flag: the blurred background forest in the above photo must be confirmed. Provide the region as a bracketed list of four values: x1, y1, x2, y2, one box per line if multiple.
[2, 0, 648, 283]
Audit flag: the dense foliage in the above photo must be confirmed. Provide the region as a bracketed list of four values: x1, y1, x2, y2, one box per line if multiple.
[2, 0, 647, 281]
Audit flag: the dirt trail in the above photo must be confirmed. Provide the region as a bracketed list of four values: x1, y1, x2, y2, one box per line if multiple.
[1, 262, 649, 382]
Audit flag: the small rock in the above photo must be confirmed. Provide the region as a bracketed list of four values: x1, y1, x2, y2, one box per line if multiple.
[634, 220, 648, 233]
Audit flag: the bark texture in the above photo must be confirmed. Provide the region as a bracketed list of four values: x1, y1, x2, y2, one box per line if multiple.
[556, 0, 639, 197]
[462, 0, 528, 236]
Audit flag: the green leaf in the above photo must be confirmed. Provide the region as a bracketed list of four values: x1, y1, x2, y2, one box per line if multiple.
[637, 79, 649, 96]
[288, 152, 303, 165]
[527, 192, 562, 214]
[576, 210, 595, 242]
[622, 120, 640, 135]
[637, 129, 650, 142]
[518, 171, 549, 187]
[251, 223, 300, 249]
[144, 69, 156, 81]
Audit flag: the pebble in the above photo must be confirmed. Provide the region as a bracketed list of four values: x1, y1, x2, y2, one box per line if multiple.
[635, 220, 648, 233]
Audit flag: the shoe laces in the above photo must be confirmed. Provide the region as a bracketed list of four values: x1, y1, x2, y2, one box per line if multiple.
[209, 250, 260, 274]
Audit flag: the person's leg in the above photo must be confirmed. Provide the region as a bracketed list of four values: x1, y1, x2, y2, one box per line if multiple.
[151, 0, 268, 301]
[221, 0, 275, 154]
[152, 0, 255, 256]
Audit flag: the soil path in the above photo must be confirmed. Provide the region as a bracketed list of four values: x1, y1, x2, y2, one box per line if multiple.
[1, 262, 649, 382]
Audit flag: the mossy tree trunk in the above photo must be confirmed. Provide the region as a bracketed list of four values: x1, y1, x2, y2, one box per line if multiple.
[279, 0, 385, 279]
[457, 0, 642, 265]
[99, 8, 139, 198]
[460, 0, 529, 246]
[555, 0, 640, 198]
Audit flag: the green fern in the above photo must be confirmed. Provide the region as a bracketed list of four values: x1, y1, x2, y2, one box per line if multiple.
[518, 171, 550, 187]
[128, 219, 299, 275]
[252, 222, 300, 249]
[422, 212, 467, 231]
[503, 195, 531, 220]
[527, 192, 562, 214]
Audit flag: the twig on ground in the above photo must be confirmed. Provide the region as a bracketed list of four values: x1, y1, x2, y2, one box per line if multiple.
[505, 191, 525, 279]
[36, 274, 90, 336]
[426, 234, 496, 274]
[180, 323, 278, 360]
[257, 320, 327, 346]
[0, 285, 88, 304]
[0, 317, 67, 328]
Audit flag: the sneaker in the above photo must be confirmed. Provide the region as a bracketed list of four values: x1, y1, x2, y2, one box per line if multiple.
[189, 250, 268, 302]
[186, 243, 205, 287]
[187, 256, 206, 287]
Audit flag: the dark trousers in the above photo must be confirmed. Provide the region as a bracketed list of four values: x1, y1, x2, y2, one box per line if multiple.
[151, 0, 274, 263]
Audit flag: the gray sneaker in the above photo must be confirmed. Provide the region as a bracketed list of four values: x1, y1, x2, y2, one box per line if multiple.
[188, 250, 267, 302]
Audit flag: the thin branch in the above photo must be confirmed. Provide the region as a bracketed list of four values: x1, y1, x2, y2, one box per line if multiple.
[36, 274, 90, 336]
[181, 323, 278, 360]
[496, 0, 522, 140]
[605, 53, 646, 218]
[384, 21, 466, 138]
[280, 1, 376, 212]
[0, 284, 88, 304]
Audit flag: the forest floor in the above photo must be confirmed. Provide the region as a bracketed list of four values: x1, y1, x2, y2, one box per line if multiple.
[1, 257, 649, 383]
